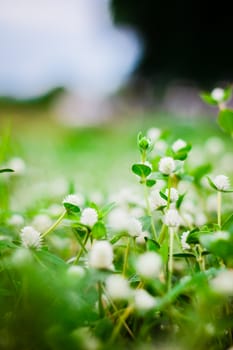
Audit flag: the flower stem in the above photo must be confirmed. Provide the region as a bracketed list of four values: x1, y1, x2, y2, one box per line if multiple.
[123, 237, 130, 277]
[98, 281, 104, 318]
[168, 227, 174, 291]
[109, 306, 133, 343]
[73, 229, 90, 264]
[42, 210, 66, 238]
[217, 191, 222, 228]
[144, 184, 157, 240]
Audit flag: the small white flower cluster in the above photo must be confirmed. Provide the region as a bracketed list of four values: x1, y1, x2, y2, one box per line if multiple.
[164, 209, 181, 227]
[149, 189, 167, 209]
[32, 214, 52, 232]
[210, 269, 233, 295]
[105, 274, 131, 300]
[80, 208, 98, 227]
[159, 157, 175, 175]
[63, 194, 84, 207]
[181, 231, 191, 250]
[136, 252, 162, 279]
[88, 240, 113, 269]
[7, 214, 24, 227]
[213, 175, 230, 191]
[146, 128, 161, 143]
[165, 188, 179, 202]
[20, 226, 42, 249]
[211, 87, 224, 102]
[7, 157, 26, 175]
[134, 289, 157, 311]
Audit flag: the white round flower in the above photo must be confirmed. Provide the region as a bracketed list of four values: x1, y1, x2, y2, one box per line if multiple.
[146, 128, 161, 143]
[213, 231, 229, 241]
[108, 208, 130, 232]
[11, 248, 33, 266]
[205, 137, 224, 155]
[210, 270, 233, 295]
[211, 87, 224, 102]
[181, 231, 191, 250]
[7, 157, 26, 175]
[127, 217, 143, 237]
[159, 157, 175, 175]
[165, 188, 179, 202]
[164, 209, 181, 227]
[32, 214, 52, 231]
[136, 252, 162, 278]
[63, 194, 84, 207]
[135, 230, 149, 244]
[48, 204, 64, 216]
[89, 241, 113, 269]
[213, 175, 230, 191]
[105, 274, 131, 300]
[134, 289, 156, 311]
[172, 139, 187, 152]
[149, 189, 167, 209]
[7, 214, 24, 227]
[195, 213, 207, 226]
[20, 226, 42, 249]
[80, 208, 98, 227]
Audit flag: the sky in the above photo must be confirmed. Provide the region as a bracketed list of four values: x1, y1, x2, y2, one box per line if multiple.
[0, 0, 142, 99]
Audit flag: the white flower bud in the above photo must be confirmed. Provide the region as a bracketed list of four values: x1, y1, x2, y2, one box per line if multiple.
[136, 252, 162, 278]
[7, 157, 26, 175]
[127, 218, 143, 237]
[165, 188, 179, 202]
[80, 208, 98, 227]
[63, 194, 84, 207]
[172, 139, 187, 152]
[147, 128, 161, 143]
[20, 226, 42, 249]
[134, 289, 156, 311]
[211, 88, 224, 102]
[32, 214, 52, 231]
[181, 231, 191, 250]
[164, 209, 181, 227]
[210, 270, 233, 295]
[89, 241, 113, 269]
[149, 189, 167, 209]
[67, 265, 85, 278]
[159, 157, 175, 175]
[105, 274, 131, 300]
[7, 214, 24, 227]
[213, 175, 230, 191]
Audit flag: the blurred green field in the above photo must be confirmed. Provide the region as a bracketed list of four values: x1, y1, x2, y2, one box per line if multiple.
[0, 110, 231, 211]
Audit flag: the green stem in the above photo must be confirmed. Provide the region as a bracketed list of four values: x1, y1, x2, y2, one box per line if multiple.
[123, 237, 130, 277]
[73, 229, 90, 264]
[144, 183, 157, 240]
[168, 227, 174, 291]
[158, 223, 167, 244]
[98, 281, 104, 318]
[109, 306, 133, 343]
[42, 210, 66, 238]
[167, 175, 172, 209]
[217, 191, 222, 228]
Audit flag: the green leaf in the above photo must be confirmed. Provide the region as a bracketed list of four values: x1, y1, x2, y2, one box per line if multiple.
[92, 221, 106, 239]
[222, 213, 233, 230]
[110, 232, 128, 244]
[223, 86, 233, 102]
[173, 253, 195, 258]
[139, 216, 152, 231]
[159, 191, 168, 201]
[145, 237, 160, 252]
[191, 163, 212, 184]
[63, 202, 80, 213]
[0, 168, 14, 173]
[218, 109, 233, 135]
[100, 202, 115, 218]
[200, 92, 218, 106]
[132, 163, 151, 177]
[0, 239, 18, 249]
[206, 176, 218, 191]
[176, 193, 186, 209]
[172, 144, 192, 160]
[146, 179, 156, 187]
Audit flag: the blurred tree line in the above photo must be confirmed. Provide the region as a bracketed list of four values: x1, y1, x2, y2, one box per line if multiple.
[111, 0, 233, 89]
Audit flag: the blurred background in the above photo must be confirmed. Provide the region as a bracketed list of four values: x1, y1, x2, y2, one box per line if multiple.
[0, 0, 233, 209]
